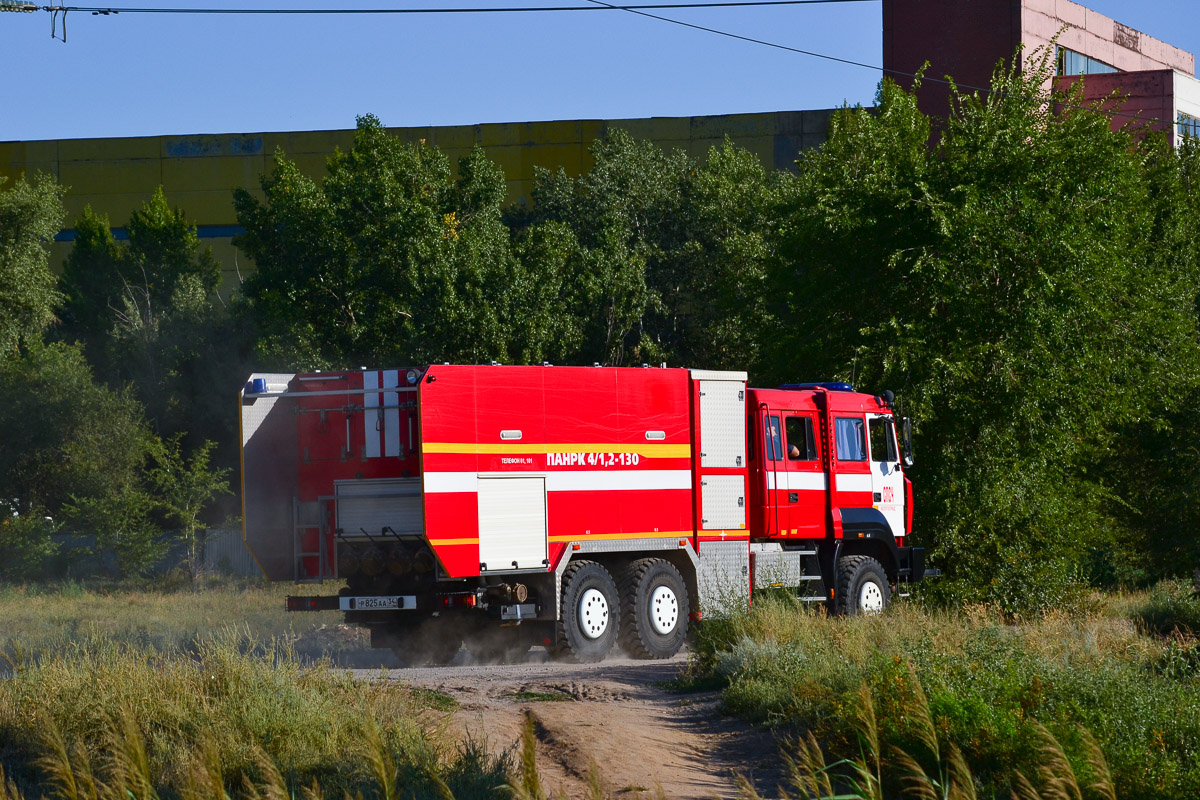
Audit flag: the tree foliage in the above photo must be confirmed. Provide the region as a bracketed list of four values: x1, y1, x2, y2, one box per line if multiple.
[58, 189, 250, 510]
[0, 340, 152, 516]
[236, 114, 559, 368]
[61, 188, 220, 339]
[527, 130, 775, 367]
[768, 61, 1200, 610]
[0, 173, 64, 356]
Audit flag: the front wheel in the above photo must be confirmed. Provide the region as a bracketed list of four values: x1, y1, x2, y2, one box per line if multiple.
[553, 561, 619, 662]
[834, 555, 890, 616]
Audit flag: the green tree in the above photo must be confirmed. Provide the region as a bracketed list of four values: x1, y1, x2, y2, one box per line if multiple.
[0, 173, 64, 356]
[147, 435, 230, 571]
[527, 130, 775, 367]
[0, 340, 152, 515]
[767, 61, 1200, 611]
[236, 114, 559, 368]
[60, 188, 220, 350]
[0, 339, 166, 576]
[0, 508, 60, 581]
[59, 190, 250, 497]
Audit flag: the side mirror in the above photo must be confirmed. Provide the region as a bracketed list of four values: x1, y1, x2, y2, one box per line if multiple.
[901, 417, 915, 467]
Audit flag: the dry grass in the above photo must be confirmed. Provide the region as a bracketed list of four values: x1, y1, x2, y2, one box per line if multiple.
[0, 630, 506, 800]
[0, 579, 360, 664]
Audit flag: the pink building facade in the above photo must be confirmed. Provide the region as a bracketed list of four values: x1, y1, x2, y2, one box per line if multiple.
[883, 0, 1200, 145]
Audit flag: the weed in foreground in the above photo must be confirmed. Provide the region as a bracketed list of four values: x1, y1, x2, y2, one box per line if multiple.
[735, 678, 1118, 800]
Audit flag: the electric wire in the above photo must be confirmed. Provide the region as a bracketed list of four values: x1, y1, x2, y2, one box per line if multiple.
[51, 0, 876, 13]
[579, 0, 1182, 127]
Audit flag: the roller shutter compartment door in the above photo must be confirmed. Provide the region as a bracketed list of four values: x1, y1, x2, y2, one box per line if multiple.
[478, 477, 548, 570]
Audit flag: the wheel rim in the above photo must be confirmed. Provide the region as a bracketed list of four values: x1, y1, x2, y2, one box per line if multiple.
[649, 585, 679, 635]
[578, 588, 609, 638]
[858, 581, 884, 614]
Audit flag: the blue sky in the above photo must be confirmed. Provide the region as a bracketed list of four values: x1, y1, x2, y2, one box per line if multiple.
[1, 0, 1197, 141]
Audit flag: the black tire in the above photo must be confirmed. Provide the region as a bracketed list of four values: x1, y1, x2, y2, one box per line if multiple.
[834, 555, 890, 616]
[618, 558, 690, 659]
[553, 560, 619, 662]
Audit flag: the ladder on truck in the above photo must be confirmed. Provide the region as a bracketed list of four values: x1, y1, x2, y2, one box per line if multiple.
[293, 498, 335, 583]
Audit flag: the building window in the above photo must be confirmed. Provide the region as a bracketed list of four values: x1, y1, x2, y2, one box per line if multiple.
[1179, 113, 1200, 141]
[1056, 47, 1118, 77]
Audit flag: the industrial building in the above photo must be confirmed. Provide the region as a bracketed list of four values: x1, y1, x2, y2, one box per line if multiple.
[2, 0, 1197, 286]
[0, 111, 836, 287]
[884, 0, 1200, 146]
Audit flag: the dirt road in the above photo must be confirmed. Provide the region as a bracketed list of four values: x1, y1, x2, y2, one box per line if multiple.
[354, 651, 784, 799]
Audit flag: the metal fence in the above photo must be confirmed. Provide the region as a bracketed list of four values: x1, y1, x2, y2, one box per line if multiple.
[202, 529, 263, 578]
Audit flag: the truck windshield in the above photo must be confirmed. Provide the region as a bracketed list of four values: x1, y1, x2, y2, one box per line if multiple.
[835, 417, 866, 461]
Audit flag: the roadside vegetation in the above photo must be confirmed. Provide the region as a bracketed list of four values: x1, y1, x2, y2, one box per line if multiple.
[680, 583, 1200, 800]
[1, 580, 1196, 799]
[0, 630, 507, 800]
[0, 578, 365, 665]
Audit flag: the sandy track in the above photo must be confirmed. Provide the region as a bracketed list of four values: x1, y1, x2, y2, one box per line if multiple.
[353, 652, 784, 799]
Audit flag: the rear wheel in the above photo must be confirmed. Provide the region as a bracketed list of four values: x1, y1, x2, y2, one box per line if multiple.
[834, 555, 890, 616]
[618, 558, 690, 659]
[553, 561, 619, 662]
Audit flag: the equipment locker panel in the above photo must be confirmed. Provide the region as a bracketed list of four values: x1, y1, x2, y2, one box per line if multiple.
[697, 379, 746, 469]
[700, 474, 746, 529]
[335, 478, 424, 538]
[478, 476, 549, 570]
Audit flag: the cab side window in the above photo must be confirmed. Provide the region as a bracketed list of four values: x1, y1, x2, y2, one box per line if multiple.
[835, 417, 867, 461]
[765, 414, 782, 460]
[785, 416, 817, 461]
[868, 417, 898, 462]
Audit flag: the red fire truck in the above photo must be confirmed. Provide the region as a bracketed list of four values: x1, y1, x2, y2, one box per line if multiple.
[240, 364, 933, 664]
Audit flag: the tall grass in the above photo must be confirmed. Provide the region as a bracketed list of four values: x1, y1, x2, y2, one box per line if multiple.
[685, 593, 1200, 799]
[0, 578, 360, 663]
[734, 679, 1119, 800]
[0, 631, 506, 800]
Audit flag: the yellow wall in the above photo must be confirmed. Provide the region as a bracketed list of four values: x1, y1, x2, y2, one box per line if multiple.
[0, 110, 834, 290]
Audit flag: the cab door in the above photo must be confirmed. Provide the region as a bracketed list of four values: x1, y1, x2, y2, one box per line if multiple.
[782, 413, 824, 539]
[866, 414, 905, 537]
[761, 411, 788, 537]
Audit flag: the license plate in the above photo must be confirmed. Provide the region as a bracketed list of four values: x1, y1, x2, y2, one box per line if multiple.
[354, 596, 402, 610]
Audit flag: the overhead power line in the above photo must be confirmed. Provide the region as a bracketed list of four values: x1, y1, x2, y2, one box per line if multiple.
[46, 0, 876, 13]
[581, 0, 1181, 127]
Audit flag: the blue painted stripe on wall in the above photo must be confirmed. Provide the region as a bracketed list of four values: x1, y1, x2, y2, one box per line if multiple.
[54, 224, 245, 243]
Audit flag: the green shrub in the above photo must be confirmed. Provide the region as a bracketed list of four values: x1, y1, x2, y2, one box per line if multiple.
[0, 513, 59, 581]
[687, 598, 1200, 799]
[1133, 579, 1200, 637]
